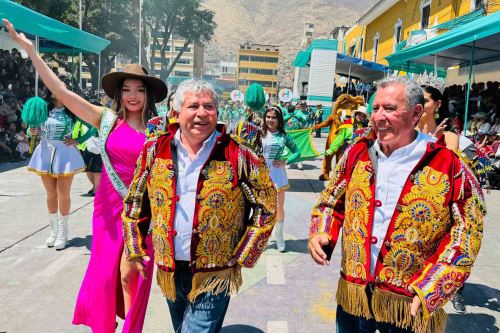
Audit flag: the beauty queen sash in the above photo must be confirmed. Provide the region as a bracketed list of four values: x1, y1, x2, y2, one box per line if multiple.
[99, 108, 129, 198]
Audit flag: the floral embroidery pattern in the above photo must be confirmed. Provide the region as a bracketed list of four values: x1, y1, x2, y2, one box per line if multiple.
[380, 167, 450, 289]
[196, 161, 245, 269]
[341, 160, 372, 280]
[148, 158, 175, 268]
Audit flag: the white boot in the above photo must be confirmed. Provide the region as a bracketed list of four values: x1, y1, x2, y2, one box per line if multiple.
[46, 213, 59, 247]
[275, 221, 285, 252]
[54, 215, 69, 250]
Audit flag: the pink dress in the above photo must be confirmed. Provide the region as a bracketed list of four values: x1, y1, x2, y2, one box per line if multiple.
[73, 120, 154, 333]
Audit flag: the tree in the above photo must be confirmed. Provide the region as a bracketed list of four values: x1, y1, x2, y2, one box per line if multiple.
[15, 0, 140, 89]
[78, 0, 140, 88]
[143, 0, 216, 80]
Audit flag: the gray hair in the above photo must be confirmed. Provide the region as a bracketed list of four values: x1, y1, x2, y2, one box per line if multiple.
[376, 76, 424, 111]
[172, 79, 219, 111]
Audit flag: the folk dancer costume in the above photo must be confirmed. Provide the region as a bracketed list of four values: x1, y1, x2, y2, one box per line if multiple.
[262, 130, 301, 192]
[27, 105, 85, 250]
[310, 132, 485, 332]
[73, 64, 168, 333]
[262, 126, 300, 253]
[325, 106, 368, 156]
[314, 94, 364, 181]
[28, 106, 84, 176]
[122, 123, 276, 318]
[235, 83, 267, 154]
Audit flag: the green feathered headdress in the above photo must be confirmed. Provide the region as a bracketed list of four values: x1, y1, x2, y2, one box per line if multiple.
[22, 96, 48, 127]
[244, 83, 266, 114]
[366, 93, 375, 116]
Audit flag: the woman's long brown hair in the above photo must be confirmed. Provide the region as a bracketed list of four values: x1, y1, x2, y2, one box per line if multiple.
[111, 78, 158, 126]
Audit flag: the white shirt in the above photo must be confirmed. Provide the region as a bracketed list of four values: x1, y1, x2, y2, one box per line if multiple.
[172, 129, 220, 261]
[370, 132, 433, 274]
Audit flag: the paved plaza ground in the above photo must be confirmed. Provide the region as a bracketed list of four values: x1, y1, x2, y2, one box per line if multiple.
[1, 135, 499, 332]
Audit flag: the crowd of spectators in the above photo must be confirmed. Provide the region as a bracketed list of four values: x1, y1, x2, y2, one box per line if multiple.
[0, 48, 39, 162]
[0, 48, 101, 163]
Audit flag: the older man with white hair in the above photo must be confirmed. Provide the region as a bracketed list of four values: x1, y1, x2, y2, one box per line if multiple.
[122, 79, 276, 333]
[308, 76, 485, 333]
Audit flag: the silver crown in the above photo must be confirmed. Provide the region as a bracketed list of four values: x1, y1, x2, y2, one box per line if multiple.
[415, 71, 445, 94]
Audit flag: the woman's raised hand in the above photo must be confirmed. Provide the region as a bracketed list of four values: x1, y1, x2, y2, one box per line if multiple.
[2, 19, 35, 53]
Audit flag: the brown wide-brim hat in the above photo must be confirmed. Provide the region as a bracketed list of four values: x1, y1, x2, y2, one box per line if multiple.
[101, 64, 168, 103]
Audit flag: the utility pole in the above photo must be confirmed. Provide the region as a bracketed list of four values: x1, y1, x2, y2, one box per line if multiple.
[139, 0, 143, 65]
[79, 0, 83, 89]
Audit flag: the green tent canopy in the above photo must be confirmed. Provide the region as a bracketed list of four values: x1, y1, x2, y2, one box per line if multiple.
[293, 51, 311, 67]
[292, 39, 339, 68]
[386, 10, 500, 134]
[0, 0, 110, 54]
[385, 11, 500, 69]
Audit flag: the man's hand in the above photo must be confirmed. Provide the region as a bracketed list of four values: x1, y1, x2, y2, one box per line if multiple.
[29, 128, 38, 136]
[130, 255, 150, 279]
[408, 286, 421, 316]
[308, 233, 330, 266]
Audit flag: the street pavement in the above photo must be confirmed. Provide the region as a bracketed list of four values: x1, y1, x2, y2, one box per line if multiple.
[0, 135, 499, 333]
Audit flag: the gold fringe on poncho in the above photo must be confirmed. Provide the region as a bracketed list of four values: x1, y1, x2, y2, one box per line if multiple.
[336, 277, 447, 333]
[156, 266, 242, 302]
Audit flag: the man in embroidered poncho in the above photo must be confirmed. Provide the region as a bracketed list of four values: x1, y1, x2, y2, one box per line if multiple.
[308, 76, 485, 333]
[122, 79, 276, 332]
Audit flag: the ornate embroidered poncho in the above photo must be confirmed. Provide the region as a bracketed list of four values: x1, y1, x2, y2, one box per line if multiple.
[122, 123, 277, 302]
[310, 136, 485, 333]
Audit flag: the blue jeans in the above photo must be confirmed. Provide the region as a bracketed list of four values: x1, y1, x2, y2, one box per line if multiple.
[167, 261, 231, 333]
[336, 305, 414, 333]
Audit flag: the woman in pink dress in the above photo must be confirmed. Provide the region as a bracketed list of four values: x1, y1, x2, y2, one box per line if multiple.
[4, 20, 168, 332]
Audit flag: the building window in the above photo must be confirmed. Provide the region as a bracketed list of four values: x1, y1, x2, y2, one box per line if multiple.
[238, 79, 277, 88]
[238, 55, 279, 63]
[177, 59, 191, 65]
[393, 18, 403, 51]
[174, 71, 191, 77]
[238, 68, 277, 75]
[175, 46, 191, 52]
[373, 32, 380, 62]
[359, 37, 364, 58]
[420, 0, 431, 29]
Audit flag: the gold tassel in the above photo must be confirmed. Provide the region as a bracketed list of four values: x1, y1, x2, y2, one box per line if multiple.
[188, 266, 243, 303]
[156, 269, 176, 301]
[371, 288, 447, 333]
[336, 277, 372, 319]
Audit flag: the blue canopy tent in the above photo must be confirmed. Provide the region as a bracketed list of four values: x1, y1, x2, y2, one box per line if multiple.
[335, 53, 391, 82]
[293, 46, 390, 83]
[386, 11, 500, 130]
[0, 0, 111, 91]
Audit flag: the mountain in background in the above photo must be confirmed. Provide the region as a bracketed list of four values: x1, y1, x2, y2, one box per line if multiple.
[202, 0, 378, 73]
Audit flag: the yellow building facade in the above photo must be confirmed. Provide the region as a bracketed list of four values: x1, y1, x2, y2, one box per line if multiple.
[237, 43, 280, 96]
[343, 0, 499, 66]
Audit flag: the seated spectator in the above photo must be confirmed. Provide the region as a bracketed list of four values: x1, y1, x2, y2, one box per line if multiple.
[15, 122, 29, 159]
[477, 112, 492, 134]
[489, 115, 500, 135]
